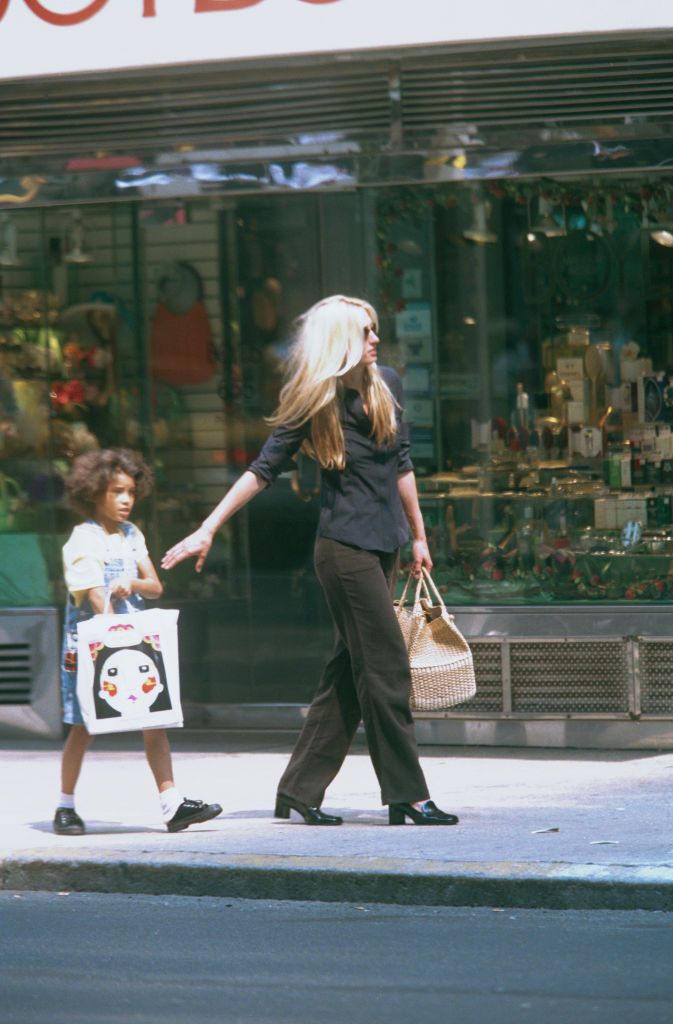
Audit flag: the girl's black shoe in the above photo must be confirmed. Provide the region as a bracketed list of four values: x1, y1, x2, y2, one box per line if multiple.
[53, 807, 85, 835]
[166, 798, 222, 833]
[275, 793, 343, 825]
[388, 800, 459, 826]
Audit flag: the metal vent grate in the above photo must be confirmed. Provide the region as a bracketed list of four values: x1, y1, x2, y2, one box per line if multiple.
[453, 641, 502, 711]
[401, 49, 673, 131]
[638, 640, 673, 714]
[0, 643, 32, 705]
[510, 640, 629, 713]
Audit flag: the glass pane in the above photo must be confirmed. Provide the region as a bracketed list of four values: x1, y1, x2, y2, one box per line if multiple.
[234, 196, 329, 702]
[0, 204, 141, 610]
[135, 200, 242, 705]
[0, 208, 56, 607]
[371, 181, 673, 605]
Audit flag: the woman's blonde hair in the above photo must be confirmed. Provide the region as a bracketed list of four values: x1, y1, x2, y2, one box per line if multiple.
[268, 294, 397, 470]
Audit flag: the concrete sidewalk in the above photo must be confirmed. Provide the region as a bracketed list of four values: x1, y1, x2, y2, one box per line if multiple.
[1, 730, 673, 910]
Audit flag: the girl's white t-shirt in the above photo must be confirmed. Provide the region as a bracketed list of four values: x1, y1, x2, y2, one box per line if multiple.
[62, 521, 148, 605]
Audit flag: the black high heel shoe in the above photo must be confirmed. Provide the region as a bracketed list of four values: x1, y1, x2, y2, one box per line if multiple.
[274, 793, 343, 826]
[388, 800, 459, 826]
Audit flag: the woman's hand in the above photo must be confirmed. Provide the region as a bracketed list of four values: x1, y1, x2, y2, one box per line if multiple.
[411, 539, 433, 579]
[161, 527, 214, 573]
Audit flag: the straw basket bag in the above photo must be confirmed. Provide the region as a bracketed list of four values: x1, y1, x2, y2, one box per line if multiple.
[395, 568, 476, 711]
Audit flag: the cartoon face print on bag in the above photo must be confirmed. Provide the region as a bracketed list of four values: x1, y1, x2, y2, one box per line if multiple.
[98, 648, 163, 718]
[91, 638, 172, 720]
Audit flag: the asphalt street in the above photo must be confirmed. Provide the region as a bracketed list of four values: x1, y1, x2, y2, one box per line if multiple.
[2, 892, 673, 1024]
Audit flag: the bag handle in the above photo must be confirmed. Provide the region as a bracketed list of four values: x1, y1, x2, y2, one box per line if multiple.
[421, 567, 448, 612]
[102, 588, 113, 615]
[396, 571, 416, 610]
[412, 568, 453, 619]
[396, 569, 442, 615]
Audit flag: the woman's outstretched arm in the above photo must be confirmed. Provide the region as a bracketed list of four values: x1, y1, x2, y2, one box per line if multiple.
[161, 470, 267, 572]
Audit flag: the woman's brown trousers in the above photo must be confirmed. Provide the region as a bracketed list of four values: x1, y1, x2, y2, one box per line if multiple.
[276, 537, 430, 807]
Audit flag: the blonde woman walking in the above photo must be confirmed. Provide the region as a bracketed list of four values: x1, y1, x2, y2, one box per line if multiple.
[162, 295, 458, 827]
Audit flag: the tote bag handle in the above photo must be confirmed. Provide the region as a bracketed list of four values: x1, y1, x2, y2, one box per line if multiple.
[420, 567, 452, 617]
[396, 570, 427, 614]
[396, 568, 452, 620]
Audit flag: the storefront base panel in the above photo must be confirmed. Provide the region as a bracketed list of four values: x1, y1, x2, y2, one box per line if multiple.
[184, 605, 673, 749]
[186, 703, 673, 750]
[413, 716, 673, 750]
[0, 609, 61, 740]
[184, 701, 308, 732]
[2, 603, 672, 746]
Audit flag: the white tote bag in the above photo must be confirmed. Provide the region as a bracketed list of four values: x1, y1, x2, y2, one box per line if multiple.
[76, 607, 183, 735]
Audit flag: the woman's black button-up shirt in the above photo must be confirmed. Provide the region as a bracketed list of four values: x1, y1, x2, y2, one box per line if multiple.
[248, 365, 413, 553]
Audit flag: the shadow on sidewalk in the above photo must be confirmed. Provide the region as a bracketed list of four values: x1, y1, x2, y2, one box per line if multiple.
[30, 820, 164, 836]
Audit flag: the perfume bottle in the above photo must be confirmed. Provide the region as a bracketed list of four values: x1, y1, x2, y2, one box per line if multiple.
[515, 382, 530, 431]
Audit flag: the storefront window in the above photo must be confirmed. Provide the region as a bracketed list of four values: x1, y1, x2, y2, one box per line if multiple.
[0, 204, 141, 610]
[4, 173, 673, 716]
[374, 180, 673, 605]
[226, 193, 371, 701]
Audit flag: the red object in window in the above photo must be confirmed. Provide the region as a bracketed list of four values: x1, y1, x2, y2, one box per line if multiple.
[51, 380, 86, 409]
[66, 156, 141, 171]
[150, 302, 217, 387]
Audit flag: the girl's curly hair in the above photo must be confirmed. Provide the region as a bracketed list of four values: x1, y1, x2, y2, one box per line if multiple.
[65, 448, 153, 518]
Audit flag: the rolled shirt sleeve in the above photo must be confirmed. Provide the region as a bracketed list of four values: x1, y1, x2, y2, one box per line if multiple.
[63, 524, 106, 598]
[248, 420, 311, 485]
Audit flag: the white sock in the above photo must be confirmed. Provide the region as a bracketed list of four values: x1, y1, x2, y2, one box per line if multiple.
[159, 786, 183, 822]
[59, 792, 75, 810]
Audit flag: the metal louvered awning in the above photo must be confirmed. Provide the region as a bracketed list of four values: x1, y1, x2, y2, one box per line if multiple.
[400, 48, 673, 132]
[0, 65, 393, 158]
[2, 33, 673, 164]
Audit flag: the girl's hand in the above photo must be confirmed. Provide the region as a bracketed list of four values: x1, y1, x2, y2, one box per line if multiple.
[411, 539, 433, 579]
[110, 578, 133, 600]
[161, 527, 213, 573]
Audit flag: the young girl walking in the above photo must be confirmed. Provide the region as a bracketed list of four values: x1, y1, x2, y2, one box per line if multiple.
[54, 447, 221, 835]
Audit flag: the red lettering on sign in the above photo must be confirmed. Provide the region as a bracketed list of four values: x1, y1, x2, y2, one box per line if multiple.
[0, 0, 347, 27]
[195, 0, 263, 11]
[22, 0, 110, 26]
